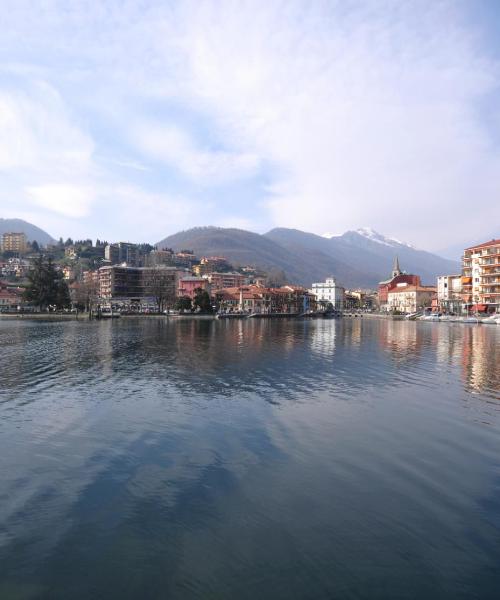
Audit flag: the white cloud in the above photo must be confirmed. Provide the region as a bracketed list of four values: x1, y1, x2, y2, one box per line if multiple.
[26, 184, 95, 218]
[132, 121, 259, 184]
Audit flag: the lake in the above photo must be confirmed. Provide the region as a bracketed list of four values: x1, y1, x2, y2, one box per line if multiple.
[1, 317, 499, 599]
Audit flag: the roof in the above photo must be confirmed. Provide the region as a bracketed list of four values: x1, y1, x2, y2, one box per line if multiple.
[464, 239, 500, 251]
[388, 285, 436, 294]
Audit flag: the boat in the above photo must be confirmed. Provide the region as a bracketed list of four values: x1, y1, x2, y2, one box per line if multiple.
[481, 314, 499, 325]
[99, 307, 121, 318]
[462, 316, 481, 324]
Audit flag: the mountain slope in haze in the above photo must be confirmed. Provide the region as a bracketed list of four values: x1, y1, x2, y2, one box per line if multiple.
[157, 226, 368, 287]
[158, 226, 457, 287]
[266, 228, 460, 285]
[0, 218, 56, 246]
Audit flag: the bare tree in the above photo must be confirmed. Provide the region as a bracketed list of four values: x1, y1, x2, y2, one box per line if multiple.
[146, 267, 177, 313]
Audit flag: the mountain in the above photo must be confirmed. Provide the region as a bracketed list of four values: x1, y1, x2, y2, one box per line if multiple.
[0, 218, 56, 246]
[266, 228, 459, 286]
[157, 226, 460, 288]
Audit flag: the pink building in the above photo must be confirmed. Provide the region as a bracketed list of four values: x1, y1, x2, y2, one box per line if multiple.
[177, 277, 211, 299]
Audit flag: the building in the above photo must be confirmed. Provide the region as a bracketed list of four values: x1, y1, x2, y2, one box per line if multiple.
[0, 284, 21, 308]
[178, 276, 211, 300]
[378, 257, 421, 308]
[193, 256, 232, 276]
[204, 272, 248, 291]
[104, 242, 142, 267]
[462, 239, 500, 313]
[436, 274, 462, 313]
[309, 277, 345, 311]
[2, 232, 27, 254]
[98, 266, 178, 308]
[387, 282, 436, 313]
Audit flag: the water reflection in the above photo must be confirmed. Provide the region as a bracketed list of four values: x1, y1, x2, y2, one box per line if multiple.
[0, 318, 500, 599]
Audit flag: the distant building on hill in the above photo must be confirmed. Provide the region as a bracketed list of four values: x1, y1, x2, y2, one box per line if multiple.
[193, 256, 232, 276]
[2, 232, 27, 254]
[203, 272, 248, 291]
[104, 242, 142, 267]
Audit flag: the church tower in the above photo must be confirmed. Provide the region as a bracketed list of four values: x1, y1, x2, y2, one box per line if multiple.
[391, 256, 401, 279]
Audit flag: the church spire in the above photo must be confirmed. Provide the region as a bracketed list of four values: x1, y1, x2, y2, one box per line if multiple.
[392, 256, 401, 279]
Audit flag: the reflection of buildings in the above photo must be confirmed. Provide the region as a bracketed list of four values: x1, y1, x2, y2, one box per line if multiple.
[377, 319, 422, 361]
[460, 326, 500, 395]
[309, 320, 337, 356]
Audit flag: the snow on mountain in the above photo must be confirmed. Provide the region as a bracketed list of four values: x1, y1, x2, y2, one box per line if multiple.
[355, 227, 416, 249]
[322, 232, 342, 239]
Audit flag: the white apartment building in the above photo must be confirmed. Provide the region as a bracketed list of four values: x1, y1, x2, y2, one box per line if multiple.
[309, 277, 345, 310]
[437, 274, 462, 313]
[462, 239, 500, 312]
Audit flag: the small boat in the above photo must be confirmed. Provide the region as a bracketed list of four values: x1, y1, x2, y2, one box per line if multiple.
[99, 308, 121, 319]
[462, 316, 481, 324]
[481, 314, 499, 325]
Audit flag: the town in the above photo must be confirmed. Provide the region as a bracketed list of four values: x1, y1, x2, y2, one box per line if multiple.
[0, 231, 499, 321]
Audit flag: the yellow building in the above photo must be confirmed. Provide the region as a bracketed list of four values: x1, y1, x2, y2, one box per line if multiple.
[2, 232, 27, 254]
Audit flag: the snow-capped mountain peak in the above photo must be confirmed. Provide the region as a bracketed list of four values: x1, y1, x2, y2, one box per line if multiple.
[355, 227, 415, 249]
[322, 232, 342, 239]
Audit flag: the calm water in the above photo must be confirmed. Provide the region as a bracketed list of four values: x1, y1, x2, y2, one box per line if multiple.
[1, 317, 500, 599]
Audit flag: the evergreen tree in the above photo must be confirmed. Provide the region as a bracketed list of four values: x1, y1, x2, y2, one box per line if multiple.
[23, 256, 71, 309]
[193, 288, 213, 313]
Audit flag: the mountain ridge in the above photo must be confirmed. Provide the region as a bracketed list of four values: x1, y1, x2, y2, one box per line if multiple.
[158, 226, 460, 288]
[0, 218, 56, 246]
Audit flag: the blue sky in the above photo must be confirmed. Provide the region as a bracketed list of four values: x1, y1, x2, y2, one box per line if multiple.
[0, 0, 499, 250]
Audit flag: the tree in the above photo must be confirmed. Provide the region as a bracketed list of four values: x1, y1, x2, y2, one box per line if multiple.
[193, 287, 213, 313]
[148, 267, 176, 313]
[23, 256, 71, 309]
[31, 240, 40, 253]
[265, 268, 287, 288]
[175, 296, 192, 312]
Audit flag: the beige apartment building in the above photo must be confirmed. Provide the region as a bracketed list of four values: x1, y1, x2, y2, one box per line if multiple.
[462, 239, 500, 312]
[387, 282, 436, 313]
[2, 232, 27, 254]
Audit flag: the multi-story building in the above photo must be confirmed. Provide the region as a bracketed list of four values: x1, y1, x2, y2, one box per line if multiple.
[98, 266, 178, 308]
[436, 274, 462, 313]
[204, 272, 248, 291]
[462, 239, 500, 313]
[2, 232, 27, 254]
[309, 277, 345, 310]
[378, 257, 421, 307]
[178, 276, 211, 299]
[387, 282, 436, 313]
[104, 242, 142, 266]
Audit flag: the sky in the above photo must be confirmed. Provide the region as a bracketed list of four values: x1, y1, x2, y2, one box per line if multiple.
[0, 0, 499, 251]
